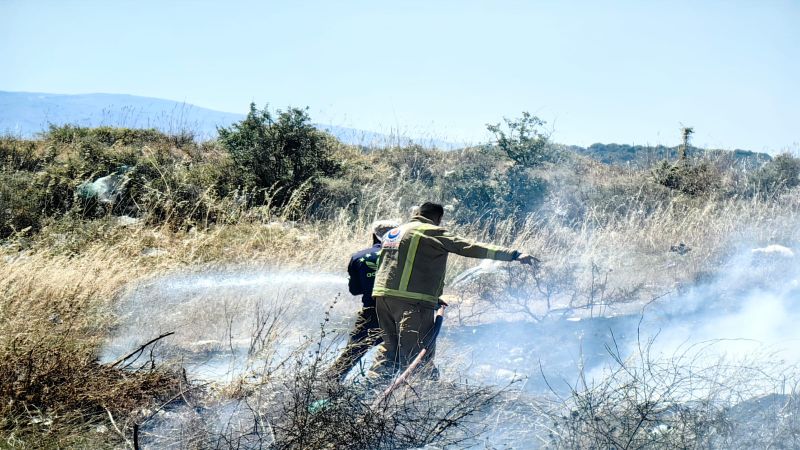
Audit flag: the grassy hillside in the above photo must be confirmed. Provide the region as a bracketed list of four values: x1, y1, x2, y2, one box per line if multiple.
[1, 109, 799, 447]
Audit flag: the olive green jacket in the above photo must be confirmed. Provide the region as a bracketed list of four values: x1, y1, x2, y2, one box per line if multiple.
[372, 216, 519, 303]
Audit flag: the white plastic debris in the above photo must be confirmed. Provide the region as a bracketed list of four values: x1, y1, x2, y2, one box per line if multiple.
[115, 215, 141, 227]
[77, 168, 131, 204]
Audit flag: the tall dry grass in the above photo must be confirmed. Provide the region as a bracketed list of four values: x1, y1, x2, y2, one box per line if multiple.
[4, 185, 797, 442]
[445, 187, 800, 323]
[0, 247, 177, 446]
[2, 132, 800, 446]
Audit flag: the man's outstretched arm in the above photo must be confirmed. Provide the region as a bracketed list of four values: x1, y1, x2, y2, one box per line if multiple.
[435, 230, 537, 265]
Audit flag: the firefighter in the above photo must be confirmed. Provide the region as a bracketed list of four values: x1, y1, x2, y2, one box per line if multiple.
[329, 219, 400, 382]
[368, 202, 538, 379]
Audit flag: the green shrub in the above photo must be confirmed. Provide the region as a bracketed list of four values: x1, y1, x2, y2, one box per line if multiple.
[0, 170, 41, 236]
[0, 130, 240, 236]
[308, 176, 361, 217]
[486, 112, 557, 168]
[441, 147, 547, 226]
[0, 167, 76, 238]
[747, 153, 800, 197]
[651, 160, 720, 196]
[381, 145, 442, 186]
[0, 138, 42, 171]
[44, 124, 168, 147]
[131, 158, 245, 228]
[444, 165, 503, 223]
[217, 104, 341, 208]
[503, 165, 548, 215]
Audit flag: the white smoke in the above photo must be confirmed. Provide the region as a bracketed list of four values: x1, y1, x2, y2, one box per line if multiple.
[103, 244, 800, 448]
[645, 243, 800, 364]
[102, 267, 351, 382]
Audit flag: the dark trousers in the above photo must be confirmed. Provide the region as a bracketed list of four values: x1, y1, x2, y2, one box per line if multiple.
[368, 296, 437, 380]
[330, 306, 383, 381]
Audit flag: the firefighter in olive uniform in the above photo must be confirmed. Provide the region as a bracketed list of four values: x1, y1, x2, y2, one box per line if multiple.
[329, 220, 400, 382]
[369, 202, 538, 379]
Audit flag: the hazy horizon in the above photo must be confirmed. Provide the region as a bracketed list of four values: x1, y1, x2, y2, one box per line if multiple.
[2, 0, 798, 152]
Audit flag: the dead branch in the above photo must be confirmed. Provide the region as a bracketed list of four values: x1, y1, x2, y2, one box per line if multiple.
[109, 332, 175, 368]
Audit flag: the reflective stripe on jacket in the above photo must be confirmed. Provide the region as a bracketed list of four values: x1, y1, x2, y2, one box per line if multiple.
[373, 215, 519, 303]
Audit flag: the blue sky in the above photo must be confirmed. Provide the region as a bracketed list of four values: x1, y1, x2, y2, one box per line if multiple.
[2, 0, 798, 152]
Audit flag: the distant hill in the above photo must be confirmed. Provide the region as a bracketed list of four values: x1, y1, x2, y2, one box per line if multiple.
[0, 91, 240, 138]
[0, 91, 770, 163]
[0, 91, 457, 148]
[568, 143, 771, 169]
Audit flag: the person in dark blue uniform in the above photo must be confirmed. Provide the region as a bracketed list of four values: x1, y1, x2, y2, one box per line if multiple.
[329, 220, 399, 382]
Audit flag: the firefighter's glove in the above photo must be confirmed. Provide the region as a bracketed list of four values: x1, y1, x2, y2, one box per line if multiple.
[517, 253, 541, 268]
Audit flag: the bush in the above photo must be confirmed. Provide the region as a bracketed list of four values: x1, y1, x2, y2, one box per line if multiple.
[444, 164, 505, 223]
[0, 166, 76, 238]
[540, 338, 800, 449]
[135, 308, 505, 449]
[44, 124, 168, 147]
[503, 165, 548, 216]
[381, 145, 442, 186]
[0, 252, 181, 446]
[487, 112, 557, 168]
[747, 153, 800, 197]
[0, 127, 256, 235]
[217, 104, 341, 208]
[0, 138, 42, 172]
[0, 170, 42, 236]
[443, 154, 548, 226]
[652, 160, 721, 196]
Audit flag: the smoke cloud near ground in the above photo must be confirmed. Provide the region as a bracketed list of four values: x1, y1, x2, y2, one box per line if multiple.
[441, 242, 800, 392]
[102, 268, 352, 381]
[101, 243, 800, 448]
[103, 246, 800, 385]
[645, 244, 800, 365]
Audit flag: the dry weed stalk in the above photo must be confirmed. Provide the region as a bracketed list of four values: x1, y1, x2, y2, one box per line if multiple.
[535, 330, 800, 449]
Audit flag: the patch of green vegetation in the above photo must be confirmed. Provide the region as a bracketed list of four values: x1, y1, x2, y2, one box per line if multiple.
[1, 107, 794, 242]
[575, 142, 771, 169]
[651, 159, 721, 197]
[748, 153, 800, 198]
[217, 103, 342, 212]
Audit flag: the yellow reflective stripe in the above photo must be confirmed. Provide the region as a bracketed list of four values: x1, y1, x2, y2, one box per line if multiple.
[485, 243, 503, 259]
[372, 287, 439, 303]
[399, 230, 423, 290]
[397, 223, 438, 291]
[374, 221, 443, 304]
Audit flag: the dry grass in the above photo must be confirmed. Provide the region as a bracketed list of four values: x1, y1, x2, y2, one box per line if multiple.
[447, 188, 800, 323]
[0, 212, 374, 446]
[0, 248, 179, 446]
[2, 140, 800, 447]
[534, 337, 800, 449]
[129, 304, 508, 449]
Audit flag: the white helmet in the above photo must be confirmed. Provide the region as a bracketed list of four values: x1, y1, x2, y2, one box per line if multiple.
[371, 219, 400, 242]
